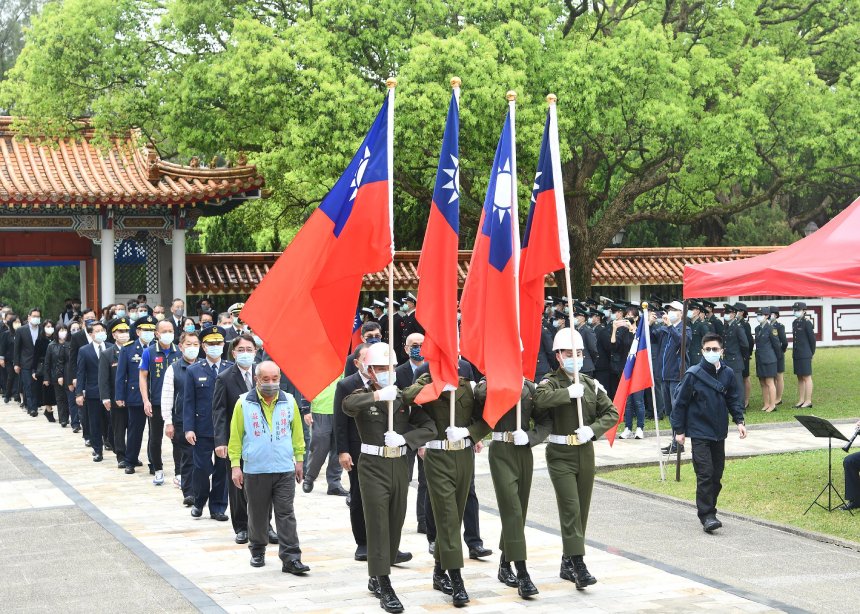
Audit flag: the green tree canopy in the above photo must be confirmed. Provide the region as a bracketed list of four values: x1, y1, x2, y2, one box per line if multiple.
[3, 0, 859, 294]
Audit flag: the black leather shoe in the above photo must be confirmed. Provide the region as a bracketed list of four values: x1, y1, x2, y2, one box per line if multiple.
[211, 512, 229, 522]
[327, 485, 349, 496]
[468, 545, 493, 559]
[432, 571, 453, 595]
[282, 559, 310, 575]
[393, 550, 412, 565]
[190, 506, 202, 518]
[124, 466, 135, 474]
[182, 496, 195, 507]
[497, 562, 518, 588]
[302, 480, 313, 493]
[135, 461, 143, 467]
[450, 577, 469, 607]
[60, 422, 68, 428]
[346, 493, 351, 507]
[103, 441, 113, 452]
[45, 410, 56, 423]
[516, 571, 539, 598]
[117, 460, 128, 469]
[250, 554, 265, 568]
[662, 442, 684, 454]
[376, 576, 404, 613]
[92, 454, 103, 462]
[268, 527, 278, 544]
[703, 516, 723, 533]
[560, 555, 576, 582]
[84, 439, 92, 447]
[354, 545, 368, 561]
[72, 426, 81, 433]
[572, 557, 597, 590]
[235, 530, 249, 544]
[837, 501, 860, 511]
[417, 521, 427, 534]
[368, 576, 381, 597]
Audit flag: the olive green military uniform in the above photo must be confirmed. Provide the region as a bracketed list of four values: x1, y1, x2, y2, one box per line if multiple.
[472, 380, 550, 562]
[343, 388, 436, 577]
[533, 370, 619, 556]
[402, 374, 483, 571]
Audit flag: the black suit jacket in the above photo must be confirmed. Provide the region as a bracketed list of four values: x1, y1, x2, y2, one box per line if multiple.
[212, 364, 255, 448]
[98, 344, 122, 402]
[77, 343, 113, 399]
[395, 361, 418, 389]
[13, 325, 38, 369]
[66, 330, 90, 385]
[334, 372, 367, 455]
[169, 317, 184, 338]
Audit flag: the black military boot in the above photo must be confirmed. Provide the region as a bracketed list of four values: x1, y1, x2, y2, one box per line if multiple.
[560, 555, 576, 582]
[376, 575, 404, 613]
[497, 552, 517, 587]
[514, 561, 538, 598]
[432, 562, 453, 595]
[572, 555, 597, 590]
[448, 568, 470, 607]
[368, 576, 381, 597]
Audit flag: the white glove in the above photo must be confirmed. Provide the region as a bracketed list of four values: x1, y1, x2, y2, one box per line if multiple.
[575, 425, 595, 444]
[446, 426, 470, 442]
[377, 385, 398, 402]
[442, 383, 457, 392]
[469, 381, 476, 391]
[567, 383, 584, 399]
[512, 429, 529, 446]
[384, 431, 406, 447]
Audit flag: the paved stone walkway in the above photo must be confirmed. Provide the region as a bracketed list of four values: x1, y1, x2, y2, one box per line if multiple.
[1, 400, 855, 613]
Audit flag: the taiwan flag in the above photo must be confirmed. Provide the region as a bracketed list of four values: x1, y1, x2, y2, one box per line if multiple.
[460, 107, 523, 427]
[606, 314, 654, 445]
[520, 104, 569, 381]
[242, 90, 394, 400]
[415, 90, 461, 404]
[350, 308, 363, 353]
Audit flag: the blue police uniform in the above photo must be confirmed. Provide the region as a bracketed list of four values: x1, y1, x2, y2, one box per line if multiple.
[117, 335, 150, 469]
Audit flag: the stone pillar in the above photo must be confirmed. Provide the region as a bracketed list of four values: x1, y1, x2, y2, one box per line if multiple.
[171, 228, 186, 305]
[100, 228, 115, 305]
[79, 260, 88, 307]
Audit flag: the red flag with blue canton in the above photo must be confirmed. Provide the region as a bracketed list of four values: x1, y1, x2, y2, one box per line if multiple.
[520, 108, 568, 381]
[242, 93, 393, 400]
[606, 314, 654, 445]
[415, 91, 461, 404]
[460, 109, 523, 427]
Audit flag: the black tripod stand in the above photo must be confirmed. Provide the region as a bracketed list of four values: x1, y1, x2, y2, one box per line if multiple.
[795, 415, 852, 515]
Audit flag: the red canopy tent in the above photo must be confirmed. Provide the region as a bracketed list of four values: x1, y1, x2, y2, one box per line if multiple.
[684, 196, 860, 298]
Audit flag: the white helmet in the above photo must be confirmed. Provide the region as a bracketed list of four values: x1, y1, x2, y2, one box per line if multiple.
[364, 343, 394, 367]
[553, 328, 583, 351]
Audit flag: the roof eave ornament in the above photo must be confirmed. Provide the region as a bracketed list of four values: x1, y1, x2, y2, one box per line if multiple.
[146, 148, 160, 184]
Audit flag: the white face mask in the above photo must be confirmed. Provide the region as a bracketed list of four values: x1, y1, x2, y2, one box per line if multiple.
[793, 311, 802, 318]
[44, 327, 54, 336]
[723, 313, 733, 321]
[114, 332, 130, 345]
[58, 330, 68, 341]
[756, 315, 766, 324]
[702, 350, 722, 364]
[373, 370, 391, 387]
[668, 311, 680, 324]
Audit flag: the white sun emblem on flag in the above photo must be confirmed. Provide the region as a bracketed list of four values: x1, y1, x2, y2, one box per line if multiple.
[493, 158, 513, 222]
[441, 154, 459, 204]
[531, 171, 542, 204]
[349, 146, 371, 202]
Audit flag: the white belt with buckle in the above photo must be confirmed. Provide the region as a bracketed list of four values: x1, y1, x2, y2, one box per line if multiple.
[547, 433, 583, 446]
[425, 438, 473, 451]
[360, 443, 408, 458]
[491, 432, 515, 443]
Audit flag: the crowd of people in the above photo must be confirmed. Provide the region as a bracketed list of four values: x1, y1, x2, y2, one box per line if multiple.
[0, 290, 823, 612]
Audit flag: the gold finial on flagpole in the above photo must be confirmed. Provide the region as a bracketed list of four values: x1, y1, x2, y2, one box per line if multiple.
[547, 93, 557, 104]
[642, 301, 649, 310]
[450, 76, 461, 89]
[506, 90, 517, 101]
[386, 77, 397, 89]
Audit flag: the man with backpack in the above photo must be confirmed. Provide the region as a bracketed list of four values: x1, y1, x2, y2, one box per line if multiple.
[671, 333, 747, 533]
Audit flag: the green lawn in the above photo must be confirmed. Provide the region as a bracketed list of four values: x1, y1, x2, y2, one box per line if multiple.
[600, 449, 860, 544]
[643, 346, 860, 425]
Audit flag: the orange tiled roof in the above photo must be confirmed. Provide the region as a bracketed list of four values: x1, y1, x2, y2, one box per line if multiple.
[0, 117, 264, 208]
[186, 246, 780, 295]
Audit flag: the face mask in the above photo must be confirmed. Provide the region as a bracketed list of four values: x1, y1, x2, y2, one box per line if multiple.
[30, 317, 41, 326]
[399, 304, 408, 312]
[253, 335, 263, 348]
[603, 309, 611, 318]
[235, 352, 255, 368]
[201, 321, 213, 329]
[723, 313, 733, 321]
[184, 324, 196, 333]
[44, 327, 54, 336]
[114, 332, 130, 344]
[366, 337, 381, 345]
[793, 311, 802, 318]
[12, 322, 20, 330]
[756, 315, 765, 324]
[667, 311, 680, 324]
[70, 327, 80, 334]
[138, 311, 148, 319]
[85, 318, 96, 327]
[562, 357, 583, 373]
[58, 330, 68, 341]
[258, 382, 281, 397]
[703, 350, 722, 364]
[174, 308, 184, 318]
[159, 332, 174, 345]
[115, 310, 126, 318]
[129, 312, 139, 322]
[94, 331, 108, 343]
[183, 346, 200, 361]
[374, 370, 391, 387]
[686, 310, 695, 320]
[552, 319, 562, 329]
[563, 307, 570, 315]
[154, 313, 165, 321]
[205, 344, 223, 358]
[139, 331, 155, 344]
[409, 346, 424, 361]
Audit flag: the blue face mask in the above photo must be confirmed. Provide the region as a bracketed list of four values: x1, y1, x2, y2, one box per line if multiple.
[205, 344, 223, 358]
[184, 324, 196, 333]
[366, 337, 381, 345]
[562, 357, 584, 374]
[374, 370, 391, 387]
[115, 310, 126, 318]
[139, 331, 155, 344]
[235, 352, 255, 368]
[409, 346, 424, 361]
[703, 350, 722, 364]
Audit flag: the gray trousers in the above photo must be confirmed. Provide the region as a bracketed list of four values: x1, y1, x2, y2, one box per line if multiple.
[304, 413, 343, 488]
[244, 472, 301, 561]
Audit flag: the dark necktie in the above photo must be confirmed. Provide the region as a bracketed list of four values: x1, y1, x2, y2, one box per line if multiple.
[244, 370, 252, 391]
[212, 363, 218, 379]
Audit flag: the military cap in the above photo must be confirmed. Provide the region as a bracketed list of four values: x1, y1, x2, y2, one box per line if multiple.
[768, 306, 780, 317]
[792, 301, 807, 310]
[688, 301, 703, 311]
[372, 300, 386, 309]
[361, 307, 375, 317]
[756, 306, 770, 316]
[723, 303, 737, 313]
[733, 302, 748, 313]
[544, 298, 555, 306]
[574, 306, 589, 318]
[551, 296, 565, 306]
[700, 299, 717, 309]
[584, 297, 599, 307]
[133, 315, 157, 330]
[227, 302, 244, 315]
[108, 317, 130, 333]
[402, 292, 417, 304]
[610, 302, 627, 312]
[589, 309, 605, 319]
[201, 325, 226, 344]
[649, 295, 665, 310]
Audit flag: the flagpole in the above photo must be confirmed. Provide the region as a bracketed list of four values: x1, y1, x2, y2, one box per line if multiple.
[642, 301, 666, 481]
[507, 90, 524, 433]
[386, 76, 397, 432]
[450, 77, 461, 430]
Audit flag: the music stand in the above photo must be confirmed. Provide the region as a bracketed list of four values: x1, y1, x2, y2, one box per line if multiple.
[795, 415, 852, 515]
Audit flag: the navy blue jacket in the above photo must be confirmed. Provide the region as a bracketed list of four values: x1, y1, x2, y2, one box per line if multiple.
[653, 321, 692, 382]
[116, 339, 149, 406]
[77, 342, 113, 400]
[792, 317, 816, 359]
[670, 359, 745, 441]
[183, 359, 233, 438]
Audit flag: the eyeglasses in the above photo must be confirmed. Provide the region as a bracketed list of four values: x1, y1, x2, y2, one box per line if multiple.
[407, 344, 422, 349]
[365, 334, 382, 340]
[702, 347, 722, 352]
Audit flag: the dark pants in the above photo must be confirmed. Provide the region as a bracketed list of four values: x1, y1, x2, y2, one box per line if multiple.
[244, 472, 301, 561]
[125, 405, 146, 465]
[4, 365, 18, 402]
[54, 383, 70, 424]
[348, 443, 367, 547]
[79, 397, 90, 441]
[111, 404, 129, 461]
[691, 438, 726, 522]
[20, 368, 37, 412]
[192, 436, 228, 514]
[653, 376, 666, 418]
[172, 426, 193, 498]
[67, 388, 79, 428]
[229, 465, 250, 534]
[624, 391, 646, 429]
[425, 466, 483, 549]
[416, 455, 427, 524]
[844, 451, 860, 503]
[86, 399, 105, 455]
[304, 413, 343, 489]
[148, 409, 165, 471]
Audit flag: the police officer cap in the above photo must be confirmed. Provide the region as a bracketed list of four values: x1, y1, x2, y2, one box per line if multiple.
[792, 301, 807, 310]
[756, 306, 769, 316]
[688, 301, 703, 311]
[402, 292, 417, 304]
[372, 300, 386, 309]
[361, 307, 375, 316]
[610, 302, 626, 312]
[553, 328, 584, 351]
[733, 302, 748, 313]
[589, 309, 604, 319]
[109, 317, 130, 333]
[364, 343, 394, 366]
[648, 295, 665, 310]
[391, 299, 401, 308]
[544, 297, 555, 306]
[768, 306, 780, 316]
[584, 297, 599, 307]
[201, 325, 226, 344]
[227, 302, 244, 316]
[700, 299, 717, 309]
[574, 306, 588, 318]
[133, 315, 157, 331]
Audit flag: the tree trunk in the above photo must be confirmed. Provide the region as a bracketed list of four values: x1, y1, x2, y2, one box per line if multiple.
[569, 247, 596, 298]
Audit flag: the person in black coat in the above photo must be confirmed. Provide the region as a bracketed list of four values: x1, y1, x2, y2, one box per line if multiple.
[769, 306, 789, 405]
[100, 318, 131, 465]
[791, 301, 816, 408]
[13, 308, 42, 416]
[44, 325, 71, 426]
[75, 321, 113, 461]
[753, 308, 781, 413]
[32, 319, 56, 420]
[67, 309, 97, 437]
